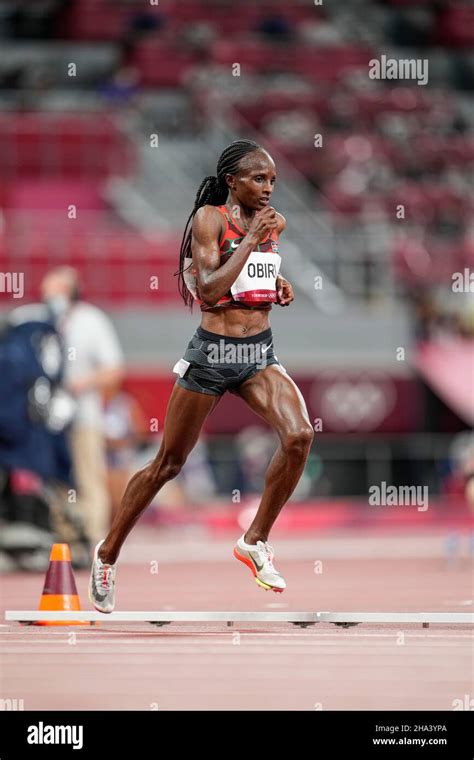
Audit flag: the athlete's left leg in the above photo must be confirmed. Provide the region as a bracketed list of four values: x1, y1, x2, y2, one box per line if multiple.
[234, 364, 314, 544]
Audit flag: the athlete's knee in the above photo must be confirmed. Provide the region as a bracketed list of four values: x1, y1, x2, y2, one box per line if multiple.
[147, 452, 186, 486]
[281, 423, 314, 456]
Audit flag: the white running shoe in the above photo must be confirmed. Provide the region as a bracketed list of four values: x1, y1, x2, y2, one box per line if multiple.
[88, 539, 116, 613]
[233, 534, 286, 592]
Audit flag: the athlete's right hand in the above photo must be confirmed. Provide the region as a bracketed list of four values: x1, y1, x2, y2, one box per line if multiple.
[247, 206, 279, 242]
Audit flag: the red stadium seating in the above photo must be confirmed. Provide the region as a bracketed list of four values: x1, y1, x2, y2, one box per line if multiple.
[0, 0, 470, 309]
[59, 2, 129, 41]
[130, 41, 200, 87]
[435, 5, 474, 47]
[0, 114, 134, 179]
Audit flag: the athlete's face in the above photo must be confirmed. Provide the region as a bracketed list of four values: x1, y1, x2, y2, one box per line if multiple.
[226, 150, 276, 211]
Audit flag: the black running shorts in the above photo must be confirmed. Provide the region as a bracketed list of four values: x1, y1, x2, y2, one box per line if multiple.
[173, 325, 285, 397]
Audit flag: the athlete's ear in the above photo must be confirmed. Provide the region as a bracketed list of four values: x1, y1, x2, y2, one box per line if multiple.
[225, 173, 235, 190]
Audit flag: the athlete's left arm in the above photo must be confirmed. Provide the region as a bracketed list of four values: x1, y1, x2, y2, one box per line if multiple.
[275, 213, 294, 307]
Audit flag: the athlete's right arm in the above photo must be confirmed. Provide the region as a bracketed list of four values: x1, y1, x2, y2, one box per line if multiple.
[191, 205, 276, 307]
[191, 206, 258, 307]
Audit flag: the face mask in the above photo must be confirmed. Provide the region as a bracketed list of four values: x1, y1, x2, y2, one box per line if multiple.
[45, 295, 70, 319]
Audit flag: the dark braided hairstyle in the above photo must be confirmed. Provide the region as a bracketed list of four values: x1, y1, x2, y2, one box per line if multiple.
[175, 139, 261, 309]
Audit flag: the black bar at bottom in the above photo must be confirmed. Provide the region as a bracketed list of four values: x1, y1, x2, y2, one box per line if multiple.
[0, 710, 472, 757]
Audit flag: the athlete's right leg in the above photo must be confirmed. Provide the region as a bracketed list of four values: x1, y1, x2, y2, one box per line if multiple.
[98, 384, 221, 564]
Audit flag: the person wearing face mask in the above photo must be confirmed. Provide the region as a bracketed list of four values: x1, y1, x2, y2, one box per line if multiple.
[41, 267, 125, 554]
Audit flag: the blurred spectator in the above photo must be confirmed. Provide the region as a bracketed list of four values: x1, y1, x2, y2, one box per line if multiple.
[102, 382, 149, 522]
[443, 432, 474, 503]
[236, 426, 277, 494]
[180, 21, 217, 54]
[0, 302, 82, 571]
[98, 65, 141, 111]
[442, 432, 474, 564]
[178, 434, 217, 506]
[298, 18, 345, 46]
[255, 12, 295, 43]
[266, 110, 317, 146]
[3, 0, 71, 40]
[119, 5, 165, 63]
[234, 425, 318, 501]
[41, 267, 125, 552]
[132, 433, 217, 520]
[386, 5, 434, 48]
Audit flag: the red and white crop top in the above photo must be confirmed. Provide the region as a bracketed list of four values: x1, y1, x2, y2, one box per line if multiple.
[183, 204, 282, 311]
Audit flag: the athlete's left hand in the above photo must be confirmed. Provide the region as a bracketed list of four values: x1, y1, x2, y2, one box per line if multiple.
[276, 276, 293, 306]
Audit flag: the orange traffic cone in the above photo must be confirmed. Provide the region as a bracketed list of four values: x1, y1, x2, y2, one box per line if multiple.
[35, 543, 89, 626]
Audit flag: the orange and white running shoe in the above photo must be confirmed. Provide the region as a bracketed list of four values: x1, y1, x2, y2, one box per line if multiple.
[233, 534, 286, 592]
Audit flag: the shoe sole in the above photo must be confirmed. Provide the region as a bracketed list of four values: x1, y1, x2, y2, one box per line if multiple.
[233, 547, 285, 593]
[87, 583, 114, 613]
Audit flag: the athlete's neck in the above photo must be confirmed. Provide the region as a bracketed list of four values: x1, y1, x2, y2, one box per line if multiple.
[225, 200, 255, 231]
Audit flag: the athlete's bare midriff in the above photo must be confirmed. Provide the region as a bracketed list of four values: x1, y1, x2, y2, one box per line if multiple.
[200, 305, 271, 337]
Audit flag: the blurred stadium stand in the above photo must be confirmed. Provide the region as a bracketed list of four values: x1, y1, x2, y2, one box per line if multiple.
[0, 0, 472, 509]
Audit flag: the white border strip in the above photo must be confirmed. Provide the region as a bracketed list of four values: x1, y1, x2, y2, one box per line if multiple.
[4, 611, 474, 624]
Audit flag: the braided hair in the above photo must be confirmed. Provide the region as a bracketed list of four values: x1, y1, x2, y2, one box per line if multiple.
[175, 139, 261, 309]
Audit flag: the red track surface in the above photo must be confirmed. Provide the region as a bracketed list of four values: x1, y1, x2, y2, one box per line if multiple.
[1, 528, 472, 711]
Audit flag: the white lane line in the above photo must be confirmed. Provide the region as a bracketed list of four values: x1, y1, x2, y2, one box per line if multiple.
[0, 628, 473, 637]
[0, 632, 472, 642]
[1, 645, 471, 652]
[1, 630, 473, 637]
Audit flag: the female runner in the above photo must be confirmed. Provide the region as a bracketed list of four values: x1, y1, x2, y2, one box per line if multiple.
[89, 139, 314, 612]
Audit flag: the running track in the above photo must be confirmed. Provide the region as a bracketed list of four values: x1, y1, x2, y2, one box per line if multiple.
[1, 528, 472, 710]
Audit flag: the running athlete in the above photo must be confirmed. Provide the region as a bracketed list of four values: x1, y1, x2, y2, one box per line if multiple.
[89, 139, 314, 612]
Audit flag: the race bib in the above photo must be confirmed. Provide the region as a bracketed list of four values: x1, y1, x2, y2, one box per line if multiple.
[230, 251, 281, 304]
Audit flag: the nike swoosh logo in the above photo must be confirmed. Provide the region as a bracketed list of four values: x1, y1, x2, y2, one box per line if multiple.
[230, 240, 240, 249]
[261, 345, 271, 353]
[92, 583, 107, 601]
[249, 552, 264, 571]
